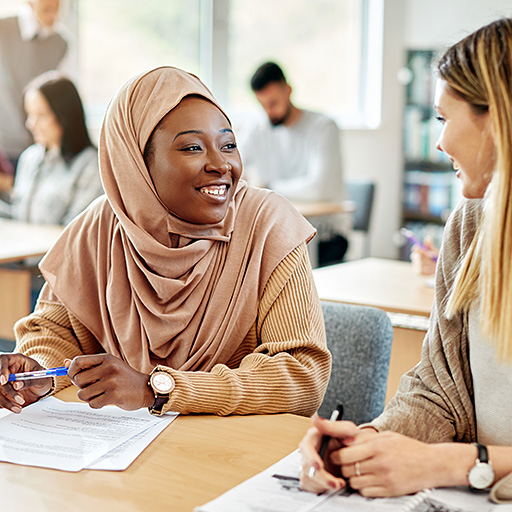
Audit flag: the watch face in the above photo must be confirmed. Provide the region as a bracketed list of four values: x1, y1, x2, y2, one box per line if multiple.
[151, 372, 175, 394]
[469, 462, 495, 489]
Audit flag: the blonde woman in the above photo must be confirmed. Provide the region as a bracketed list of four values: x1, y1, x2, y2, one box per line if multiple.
[299, 18, 512, 503]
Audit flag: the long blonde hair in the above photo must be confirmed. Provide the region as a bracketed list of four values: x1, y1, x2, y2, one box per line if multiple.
[442, 18, 512, 361]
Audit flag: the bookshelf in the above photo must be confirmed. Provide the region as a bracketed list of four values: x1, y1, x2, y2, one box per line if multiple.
[400, 49, 462, 260]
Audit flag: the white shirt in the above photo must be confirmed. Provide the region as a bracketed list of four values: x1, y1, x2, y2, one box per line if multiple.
[240, 109, 349, 235]
[469, 300, 512, 446]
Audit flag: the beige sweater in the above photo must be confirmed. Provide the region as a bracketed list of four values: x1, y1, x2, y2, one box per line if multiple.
[15, 243, 331, 418]
[372, 199, 512, 502]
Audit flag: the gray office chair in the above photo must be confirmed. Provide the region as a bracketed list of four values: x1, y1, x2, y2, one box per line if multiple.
[345, 180, 375, 257]
[318, 301, 393, 425]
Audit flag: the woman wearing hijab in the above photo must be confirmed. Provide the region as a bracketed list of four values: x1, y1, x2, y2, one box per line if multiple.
[0, 67, 331, 417]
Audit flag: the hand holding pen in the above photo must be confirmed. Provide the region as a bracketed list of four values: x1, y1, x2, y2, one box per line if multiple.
[0, 353, 64, 414]
[299, 403, 359, 494]
[399, 228, 438, 262]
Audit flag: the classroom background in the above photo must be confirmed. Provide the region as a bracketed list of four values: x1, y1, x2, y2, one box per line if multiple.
[1, 0, 511, 260]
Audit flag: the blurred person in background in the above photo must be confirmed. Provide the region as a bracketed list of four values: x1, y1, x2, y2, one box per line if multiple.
[240, 61, 350, 266]
[0, 71, 102, 226]
[0, 0, 70, 170]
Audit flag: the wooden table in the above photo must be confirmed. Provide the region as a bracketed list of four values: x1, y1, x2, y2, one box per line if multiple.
[313, 258, 435, 402]
[0, 219, 63, 341]
[0, 386, 311, 511]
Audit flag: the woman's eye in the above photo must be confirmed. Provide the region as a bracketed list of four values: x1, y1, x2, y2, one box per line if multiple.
[435, 115, 445, 124]
[181, 144, 201, 152]
[222, 142, 237, 151]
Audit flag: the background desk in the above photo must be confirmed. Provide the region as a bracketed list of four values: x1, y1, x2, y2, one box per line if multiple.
[313, 257, 435, 403]
[0, 386, 311, 511]
[0, 220, 63, 342]
[292, 200, 354, 268]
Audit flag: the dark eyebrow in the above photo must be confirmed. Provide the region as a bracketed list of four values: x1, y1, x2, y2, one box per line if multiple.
[173, 127, 234, 141]
[173, 130, 202, 142]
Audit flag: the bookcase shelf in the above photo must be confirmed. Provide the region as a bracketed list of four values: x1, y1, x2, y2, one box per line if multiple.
[400, 49, 462, 260]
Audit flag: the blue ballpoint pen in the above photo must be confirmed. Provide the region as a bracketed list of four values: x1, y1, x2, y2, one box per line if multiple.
[8, 366, 68, 382]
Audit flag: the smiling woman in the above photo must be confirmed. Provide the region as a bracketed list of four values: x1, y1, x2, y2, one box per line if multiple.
[0, 67, 331, 419]
[143, 96, 243, 225]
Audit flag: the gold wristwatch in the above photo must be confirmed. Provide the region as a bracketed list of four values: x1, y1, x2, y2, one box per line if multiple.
[148, 366, 175, 416]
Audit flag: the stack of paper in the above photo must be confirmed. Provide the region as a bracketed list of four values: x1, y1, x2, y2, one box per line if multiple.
[0, 396, 178, 472]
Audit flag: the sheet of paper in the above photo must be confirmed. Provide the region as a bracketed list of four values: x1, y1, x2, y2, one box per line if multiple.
[86, 411, 178, 470]
[195, 449, 414, 512]
[422, 487, 512, 512]
[0, 396, 172, 472]
[197, 449, 512, 512]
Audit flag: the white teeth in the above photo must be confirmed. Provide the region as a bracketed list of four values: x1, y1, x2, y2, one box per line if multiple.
[453, 161, 460, 170]
[200, 185, 227, 196]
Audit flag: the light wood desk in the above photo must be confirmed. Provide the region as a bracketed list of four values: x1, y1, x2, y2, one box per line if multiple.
[313, 258, 435, 403]
[1, 386, 311, 511]
[0, 220, 63, 340]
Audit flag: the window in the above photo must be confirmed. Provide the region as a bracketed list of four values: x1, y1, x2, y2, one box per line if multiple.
[207, 0, 383, 129]
[0, 0, 382, 134]
[78, 0, 381, 131]
[226, 0, 369, 127]
[78, 0, 201, 134]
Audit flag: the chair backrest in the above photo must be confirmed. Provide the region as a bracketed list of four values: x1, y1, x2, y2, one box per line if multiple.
[346, 180, 375, 233]
[318, 301, 393, 425]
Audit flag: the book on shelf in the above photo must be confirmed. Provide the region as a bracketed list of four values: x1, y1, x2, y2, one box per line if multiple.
[403, 170, 458, 219]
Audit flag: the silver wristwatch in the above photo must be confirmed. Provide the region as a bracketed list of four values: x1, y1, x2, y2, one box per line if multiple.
[468, 443, 494, 491]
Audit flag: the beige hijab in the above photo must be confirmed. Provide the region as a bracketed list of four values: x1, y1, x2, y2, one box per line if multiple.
[40, 67, 315, 374]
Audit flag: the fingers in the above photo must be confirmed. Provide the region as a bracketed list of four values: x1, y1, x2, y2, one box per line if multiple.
[300, 464, 345, 494]
[0, 353, 49, 412]
[0, 381, 26, 413]
[311, 414, 359, 440]
[299, 416, 361, 495]
[67, 354, 107, 381]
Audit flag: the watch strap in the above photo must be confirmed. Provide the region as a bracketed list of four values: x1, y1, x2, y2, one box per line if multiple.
[475, 443, 489, 464]
[149, 395, 168, 415]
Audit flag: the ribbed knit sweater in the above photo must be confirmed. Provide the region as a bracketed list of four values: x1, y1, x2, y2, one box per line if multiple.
[15, 243, 331, 417]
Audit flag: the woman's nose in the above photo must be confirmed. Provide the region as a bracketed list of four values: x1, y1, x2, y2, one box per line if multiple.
[205, 154, 231, 174]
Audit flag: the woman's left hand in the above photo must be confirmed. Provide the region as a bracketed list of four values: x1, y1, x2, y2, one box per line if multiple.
[335, 431, 444, 497]
[65, 354, 154, 411]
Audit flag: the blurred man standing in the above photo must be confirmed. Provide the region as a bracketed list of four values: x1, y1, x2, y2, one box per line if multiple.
[0, 0, 69, 169]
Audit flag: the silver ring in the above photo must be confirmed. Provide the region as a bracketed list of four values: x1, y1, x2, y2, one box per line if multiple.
[308, 466, 316, 479]
[355, 461, 361, 477]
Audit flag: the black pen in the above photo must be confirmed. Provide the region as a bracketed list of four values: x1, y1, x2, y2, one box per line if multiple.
[318, 403, 344, 459]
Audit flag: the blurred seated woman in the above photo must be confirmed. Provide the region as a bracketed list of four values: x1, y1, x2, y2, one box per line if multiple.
[0, 71, 103, 225]
[0, 66, 331, 417]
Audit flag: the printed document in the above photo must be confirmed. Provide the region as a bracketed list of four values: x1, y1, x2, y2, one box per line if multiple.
[195, 449, 512, 512]
[0, 396, 177, 472]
